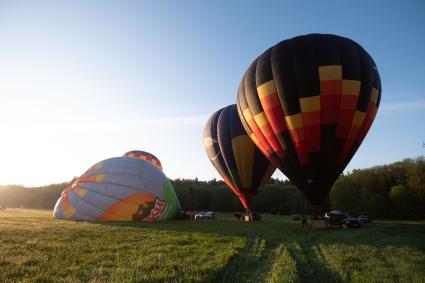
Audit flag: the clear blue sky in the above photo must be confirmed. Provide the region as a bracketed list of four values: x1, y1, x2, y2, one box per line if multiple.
[0, 0, 424, 186]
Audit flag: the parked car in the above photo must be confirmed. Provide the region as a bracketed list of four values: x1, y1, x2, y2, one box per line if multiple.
[358, 214, 372, 223]
[194, 211, 215, 220]
[183, 211, 198, 220]
[324, 211, 361, 228]
[292, 215, 301, 221]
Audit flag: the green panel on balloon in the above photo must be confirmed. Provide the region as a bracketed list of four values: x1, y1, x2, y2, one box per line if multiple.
[163, 180, 181, 220]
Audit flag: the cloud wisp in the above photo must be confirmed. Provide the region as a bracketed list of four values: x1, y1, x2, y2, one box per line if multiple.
[380, 100, 425, 112]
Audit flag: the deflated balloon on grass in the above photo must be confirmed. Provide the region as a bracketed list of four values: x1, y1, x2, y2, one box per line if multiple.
[53, 156, 181, 222]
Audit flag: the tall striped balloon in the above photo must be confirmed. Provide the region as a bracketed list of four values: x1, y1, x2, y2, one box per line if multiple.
[203, 104, 276, 209]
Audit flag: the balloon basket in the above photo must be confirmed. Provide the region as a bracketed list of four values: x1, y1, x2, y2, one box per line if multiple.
[244, 211, 261, 222]
[311, 219, 328, 229]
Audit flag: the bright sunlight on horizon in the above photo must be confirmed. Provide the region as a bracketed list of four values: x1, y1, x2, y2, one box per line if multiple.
[1, 0, 424, 186]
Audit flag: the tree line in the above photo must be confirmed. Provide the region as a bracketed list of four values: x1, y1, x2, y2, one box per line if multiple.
[1, 156, 424, 219]
[331, 156, 425, 219]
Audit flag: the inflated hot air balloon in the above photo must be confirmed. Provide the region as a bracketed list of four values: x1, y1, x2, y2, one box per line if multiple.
[53, 157, 181, 221]
[237, 34, 381, 207]
[123, 150, 163, 171]
[203, 104, 276, 209]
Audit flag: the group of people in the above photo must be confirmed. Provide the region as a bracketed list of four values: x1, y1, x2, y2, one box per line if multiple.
[232, 209, 261, 221]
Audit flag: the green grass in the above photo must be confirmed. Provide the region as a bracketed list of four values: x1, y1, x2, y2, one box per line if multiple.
[1, 209, 424, 282]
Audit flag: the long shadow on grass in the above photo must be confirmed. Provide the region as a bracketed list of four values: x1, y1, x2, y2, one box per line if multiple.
[211, 232, 345, 282]
[287, 240, 343, 283]
[97, 218, 425, 251]
[94, 218, 425, 282]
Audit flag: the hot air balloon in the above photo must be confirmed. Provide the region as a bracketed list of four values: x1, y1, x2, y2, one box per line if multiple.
[123, 150, 163, 171]
[237, 34, 381, 210]
[203, 104, 276, 210]
[53, 157, 181, 221]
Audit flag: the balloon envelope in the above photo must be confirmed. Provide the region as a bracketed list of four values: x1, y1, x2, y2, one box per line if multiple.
[53, 157, 181, 221]
[204, 104, 276, 209]
[237, 34, 381, 205]
[123, 150, 163, 171]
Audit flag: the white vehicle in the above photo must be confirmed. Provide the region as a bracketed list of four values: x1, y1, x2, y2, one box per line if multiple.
[194, 211, 215, 220]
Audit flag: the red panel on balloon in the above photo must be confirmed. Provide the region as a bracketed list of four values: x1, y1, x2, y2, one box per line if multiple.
[290, 127, 305, 142]
[347, 125, 360, 139]
[338, 110, 355, 125]
[320, 80, 342, 95]
[302, 111, 321, 126]
[260, 92, 280, 110]
[265, 105, 287, 132]
[321, 95, 341, 110]
[341, 95, 358, 110]
[304, 125, 320, 140]
[304, 125, 321, 152]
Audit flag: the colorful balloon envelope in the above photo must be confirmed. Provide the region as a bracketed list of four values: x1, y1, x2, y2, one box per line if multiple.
[237, 34, 381, 206]
[53, 157, 181, 221]
[204, 104, 276, 209]
[123, 150, 163, 171]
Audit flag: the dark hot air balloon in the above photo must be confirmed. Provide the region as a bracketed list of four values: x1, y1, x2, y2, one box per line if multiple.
[237, 34, 381, 209]
[203, 104, 276, 210]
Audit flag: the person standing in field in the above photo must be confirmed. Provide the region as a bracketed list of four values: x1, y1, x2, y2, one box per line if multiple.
[301, 215, 307, 227]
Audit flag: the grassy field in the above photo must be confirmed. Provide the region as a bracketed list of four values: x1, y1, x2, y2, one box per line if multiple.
[0, 209, 424, 283]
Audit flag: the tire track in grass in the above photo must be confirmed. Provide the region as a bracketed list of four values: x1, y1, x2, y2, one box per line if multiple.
[266, 244, 298, 283]
[214, 236, 277, 282]
[287, 241, 343, 283]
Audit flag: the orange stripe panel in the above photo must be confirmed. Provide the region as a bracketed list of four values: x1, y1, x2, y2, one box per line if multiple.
[260, 91, 281, 110]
